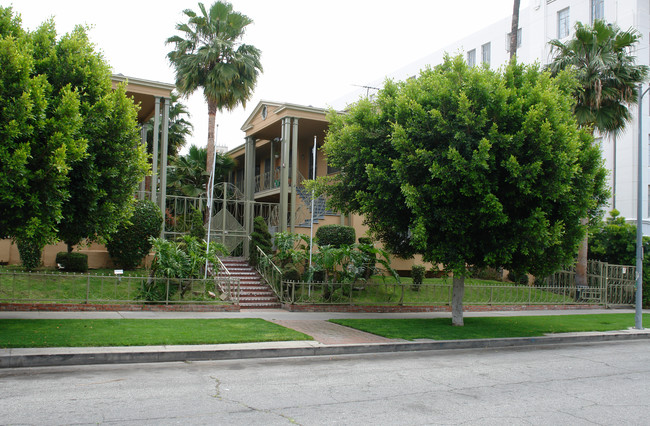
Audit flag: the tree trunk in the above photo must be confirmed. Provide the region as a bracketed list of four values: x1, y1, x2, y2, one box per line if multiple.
[452, 274, 465, 326]
[575, 217, 589, 288]
[206, 100, 218, 194]
[510, 0, 520, 59]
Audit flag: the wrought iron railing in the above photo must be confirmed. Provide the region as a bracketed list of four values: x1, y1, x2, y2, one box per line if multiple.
[254, 246, 283, 300]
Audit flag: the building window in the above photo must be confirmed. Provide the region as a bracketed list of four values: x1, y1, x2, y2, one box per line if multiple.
[591, 0, 604, 23]
[481, 42, 491, 65]
[467, 49, 476, 67]
[558, 8, 570, 38]
[505, 28, 522, 52]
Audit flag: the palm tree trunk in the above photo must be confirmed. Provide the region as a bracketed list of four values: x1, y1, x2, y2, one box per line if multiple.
[206, 100, 218, 192]
[510, 0, 520, 59]
[452, 275, 465, 326]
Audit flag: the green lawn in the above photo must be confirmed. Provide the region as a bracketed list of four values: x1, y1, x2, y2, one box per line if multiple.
[0, 318, 312, 348]
[330, 313, 648, 340]
[0, 271, 228, 304]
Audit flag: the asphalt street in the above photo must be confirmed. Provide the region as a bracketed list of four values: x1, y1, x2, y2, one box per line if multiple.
[2, 340, 649, 425]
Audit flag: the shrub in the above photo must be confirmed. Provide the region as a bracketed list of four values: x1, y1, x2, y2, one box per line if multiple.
[107, 200, 163, 270]
[470, 266, 503, 281]
[358, 237, 372, 245]
[283, 265, 301, 282]
[249, 216, 273, 266]
[411, 265, 425, 291]
[316, 225, 356, 248]
[55, 252, 88, 272]
[189, 207, 205, 240]
[17, 238, 41, 270]
[507, 270, 529, 285]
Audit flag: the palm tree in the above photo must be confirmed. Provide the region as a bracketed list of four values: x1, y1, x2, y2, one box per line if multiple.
[166, 1, 262, 176]
[547, 20, 648, 287]
[168, 145, 235, 198]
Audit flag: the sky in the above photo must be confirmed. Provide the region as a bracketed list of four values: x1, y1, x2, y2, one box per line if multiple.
[10, 0, 528, 153]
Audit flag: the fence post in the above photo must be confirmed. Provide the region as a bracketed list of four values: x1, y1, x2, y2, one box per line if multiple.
[603, 261, 608, 307]
[165, 278, 170, 305]
[86, 275, 90, 304]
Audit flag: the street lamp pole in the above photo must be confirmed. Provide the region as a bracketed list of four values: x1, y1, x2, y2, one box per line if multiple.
[635, 84, 649, 329]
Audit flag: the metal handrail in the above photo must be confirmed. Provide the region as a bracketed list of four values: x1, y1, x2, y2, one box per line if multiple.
[255, 245, 283, 300]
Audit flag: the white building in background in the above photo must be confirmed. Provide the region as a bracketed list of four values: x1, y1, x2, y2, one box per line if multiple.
[337, 0, 650, 233]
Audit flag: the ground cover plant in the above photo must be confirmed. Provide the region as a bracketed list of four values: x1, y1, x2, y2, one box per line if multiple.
[0, 318, 311, 348]
[330, 313, 648, 340]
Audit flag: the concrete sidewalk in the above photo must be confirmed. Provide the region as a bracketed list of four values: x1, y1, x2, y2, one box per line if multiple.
[1, 308, 649, 368]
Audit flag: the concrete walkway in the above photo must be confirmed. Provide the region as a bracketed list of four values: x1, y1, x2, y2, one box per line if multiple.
[1, 308, 649, 368]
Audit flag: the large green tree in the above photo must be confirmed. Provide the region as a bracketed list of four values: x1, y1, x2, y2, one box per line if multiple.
[322, 56, 608, 325]
[547, 20, 648, 287]
[0, 8, 86, 263]
[166, 1, 262, 176]
[29, 21, 148, 252]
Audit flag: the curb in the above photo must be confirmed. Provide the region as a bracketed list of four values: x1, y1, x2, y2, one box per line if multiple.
[2, 332, 649, 369]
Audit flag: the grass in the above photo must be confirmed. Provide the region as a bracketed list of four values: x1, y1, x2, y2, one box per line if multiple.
[0, 318, 312, 348]
[0, 271, 229, 304]
[330, 313, 649, 340]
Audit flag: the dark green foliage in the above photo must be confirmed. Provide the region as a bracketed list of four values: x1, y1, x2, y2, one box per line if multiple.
[16, 238, 41, 270]
[589, 210, 636, 265]
[249, 216, 272, 266]
[411, 265, 425, 291]
[507, 270, 529, 286]
[283, 265, 301, 282]
[316, 225, 356, 248]
[55, 252, 88, 272]
[470, 266, 503, 281]
[358, 237, 372, 245]
[106, 200, 163, 270]
[189, 207, 205, 239]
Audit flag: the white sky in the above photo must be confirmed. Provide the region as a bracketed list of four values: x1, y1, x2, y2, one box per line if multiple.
[10, 0, 528, 153]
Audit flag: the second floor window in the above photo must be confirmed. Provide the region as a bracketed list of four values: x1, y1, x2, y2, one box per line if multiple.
[558, 8, 570, 38]
[481, 42, 491, 65]
[467, 49, 476, 67]
[591, 0, 604, 23]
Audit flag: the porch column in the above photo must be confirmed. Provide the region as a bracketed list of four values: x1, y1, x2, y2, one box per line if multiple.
[243, 136, 256, 257]
[151, 96, 161, 205]
[139, 125, 147, 198]
[159, 97, 170, 237]
[290, 118, 299, 233]
[280, 117, 291, 232]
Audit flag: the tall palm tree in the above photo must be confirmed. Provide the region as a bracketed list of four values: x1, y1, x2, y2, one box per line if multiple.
[547, 20, 648, 287]
[166, 1, 262, 176]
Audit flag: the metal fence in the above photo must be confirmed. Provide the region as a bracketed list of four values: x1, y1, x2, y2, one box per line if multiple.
[545, 260, 636, 306]
[0, 271, 239, 305]
[276, 260, 636, 307]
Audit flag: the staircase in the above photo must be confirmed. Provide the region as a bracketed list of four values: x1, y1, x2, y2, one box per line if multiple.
[295, 186, 335, 227]
[219, 257, 281, 309]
